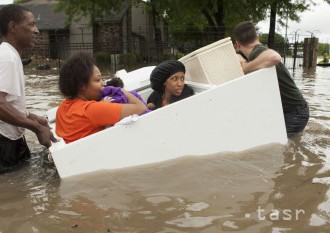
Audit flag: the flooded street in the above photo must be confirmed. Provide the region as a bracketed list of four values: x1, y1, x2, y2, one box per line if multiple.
[0, 66, 329, 233]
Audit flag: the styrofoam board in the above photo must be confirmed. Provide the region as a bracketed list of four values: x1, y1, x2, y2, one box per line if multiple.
[49, 67, 287, 178]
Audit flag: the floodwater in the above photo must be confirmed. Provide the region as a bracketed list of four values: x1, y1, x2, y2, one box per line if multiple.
[0, 66, 329, 233]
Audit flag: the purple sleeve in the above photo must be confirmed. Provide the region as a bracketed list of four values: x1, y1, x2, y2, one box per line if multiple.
[129, 90, 151, 114]
[100, 87, 151, 114]
[100, 86, 128, 103]
[130, 90, 148, 106]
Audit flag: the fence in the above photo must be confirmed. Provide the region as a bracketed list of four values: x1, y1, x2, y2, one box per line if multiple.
[22, 34, 307, 75]
[280, 42, 304, 69]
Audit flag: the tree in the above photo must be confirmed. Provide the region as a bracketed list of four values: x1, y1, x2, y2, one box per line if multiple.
[318, 43, 330, 56]
[259, 33, 287, 55]
[163, 0, 267, 41]
[263, 0, 314, 49]
[13, 0, 31, 3]
[55, 0, 127, 25]
[54, 0, 268, 57]
[149, 0, 269, 52]
[141, 0, 167, 60]
[55, 0, 328, 54]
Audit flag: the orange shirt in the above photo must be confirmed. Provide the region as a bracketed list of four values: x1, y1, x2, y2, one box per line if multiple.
[56, 99, 122, 143]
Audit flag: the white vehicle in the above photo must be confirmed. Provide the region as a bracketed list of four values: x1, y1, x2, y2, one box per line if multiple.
[47, 38, 287, 178]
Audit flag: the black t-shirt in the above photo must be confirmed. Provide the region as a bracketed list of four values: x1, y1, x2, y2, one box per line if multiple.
[249, 44, 306, 113]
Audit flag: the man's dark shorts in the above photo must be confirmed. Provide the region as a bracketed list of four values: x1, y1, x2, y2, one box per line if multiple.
[284, 104, 309, 138]
[0, 134, 31, 174]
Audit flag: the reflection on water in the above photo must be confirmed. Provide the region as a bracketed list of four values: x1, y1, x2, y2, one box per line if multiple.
[0, 66, 330, 233]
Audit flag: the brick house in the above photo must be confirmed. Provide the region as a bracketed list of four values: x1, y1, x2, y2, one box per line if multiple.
[1, 0, 158, 61]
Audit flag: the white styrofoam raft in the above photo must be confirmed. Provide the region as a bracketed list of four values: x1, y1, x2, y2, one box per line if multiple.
[48, 67, 287, 178]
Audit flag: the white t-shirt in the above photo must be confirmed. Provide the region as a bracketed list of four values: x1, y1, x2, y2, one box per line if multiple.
[0, 42, 27, 140]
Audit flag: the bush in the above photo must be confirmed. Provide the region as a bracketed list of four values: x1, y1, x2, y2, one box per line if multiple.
[94, 52, 111, 66]
[176, 52, 185, 59]
[118, 53, 143, 65]
[163, 53, 176, 60]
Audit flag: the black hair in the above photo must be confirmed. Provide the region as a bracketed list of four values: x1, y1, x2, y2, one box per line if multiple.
[59, 52, 96, 99]
[0, 4, 31, 36]
[106, 77, 124, 88]
[233, 21, 258, 46]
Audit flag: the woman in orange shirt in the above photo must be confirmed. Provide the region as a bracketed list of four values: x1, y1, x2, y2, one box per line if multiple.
[55, 52, 147, 143]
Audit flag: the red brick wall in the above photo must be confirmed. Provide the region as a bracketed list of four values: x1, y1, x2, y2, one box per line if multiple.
[22, 31, 50, 58]
[94, 23, 122, 54]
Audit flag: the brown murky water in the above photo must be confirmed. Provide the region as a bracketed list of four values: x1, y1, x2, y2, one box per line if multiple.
[0, 66, 329, 233]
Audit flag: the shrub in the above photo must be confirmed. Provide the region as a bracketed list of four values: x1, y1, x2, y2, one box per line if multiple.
[94, 52, 111, 66]
[118, 53, 143, 65]
[163, 53, 176, 60]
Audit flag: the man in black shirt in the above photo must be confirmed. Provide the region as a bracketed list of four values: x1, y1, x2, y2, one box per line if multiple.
[233, 21, 309, 138]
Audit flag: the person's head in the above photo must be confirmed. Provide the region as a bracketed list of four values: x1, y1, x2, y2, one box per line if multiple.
[233, 21, 258, 47]
[59, 52, 104, 101]
[0, 4, 39, 50]
[150, 60, 186, 96]
[106, 77, 124, 88]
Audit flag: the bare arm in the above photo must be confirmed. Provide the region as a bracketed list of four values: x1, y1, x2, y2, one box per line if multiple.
[0, 92, 57, 147]
[120, 89, 147, 118]
[237, 53, 247, 67]
[242, 49, 281, 74]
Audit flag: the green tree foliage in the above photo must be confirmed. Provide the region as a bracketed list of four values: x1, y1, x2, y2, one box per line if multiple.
[159, 0, 267, 40]
[55, 0, 266, 39]
[261, 0, 330, 49]
[259, 33, 288, 55]
[142, 0, 165, 58]
[13, 0, 30, 3]
[54, 0, 330, 53]
[259, 33, 285, 44]
[55, 0, 129, 24]
[139, 0, 270, 52]
[318, 43, 330, 56]
[264, 0, 313, 48]
[260, 0, 330, 48]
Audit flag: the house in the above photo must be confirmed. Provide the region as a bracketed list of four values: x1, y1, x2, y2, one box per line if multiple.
[21, 0, 69, 59]
[1, 0, 158, 62]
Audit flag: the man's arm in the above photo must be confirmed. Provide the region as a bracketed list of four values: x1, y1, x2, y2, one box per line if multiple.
[0, 92, 57, 147]
[237, 53, 247, 67]
[242, 49, 281, 74]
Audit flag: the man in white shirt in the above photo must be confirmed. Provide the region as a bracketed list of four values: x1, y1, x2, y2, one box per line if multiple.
[0, 4, 57, 173]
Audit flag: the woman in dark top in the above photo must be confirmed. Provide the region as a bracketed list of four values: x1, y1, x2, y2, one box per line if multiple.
[147, 60, 194, 110]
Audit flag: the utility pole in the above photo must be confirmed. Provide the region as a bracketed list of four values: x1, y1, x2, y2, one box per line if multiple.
[283, 12, 289, 65]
